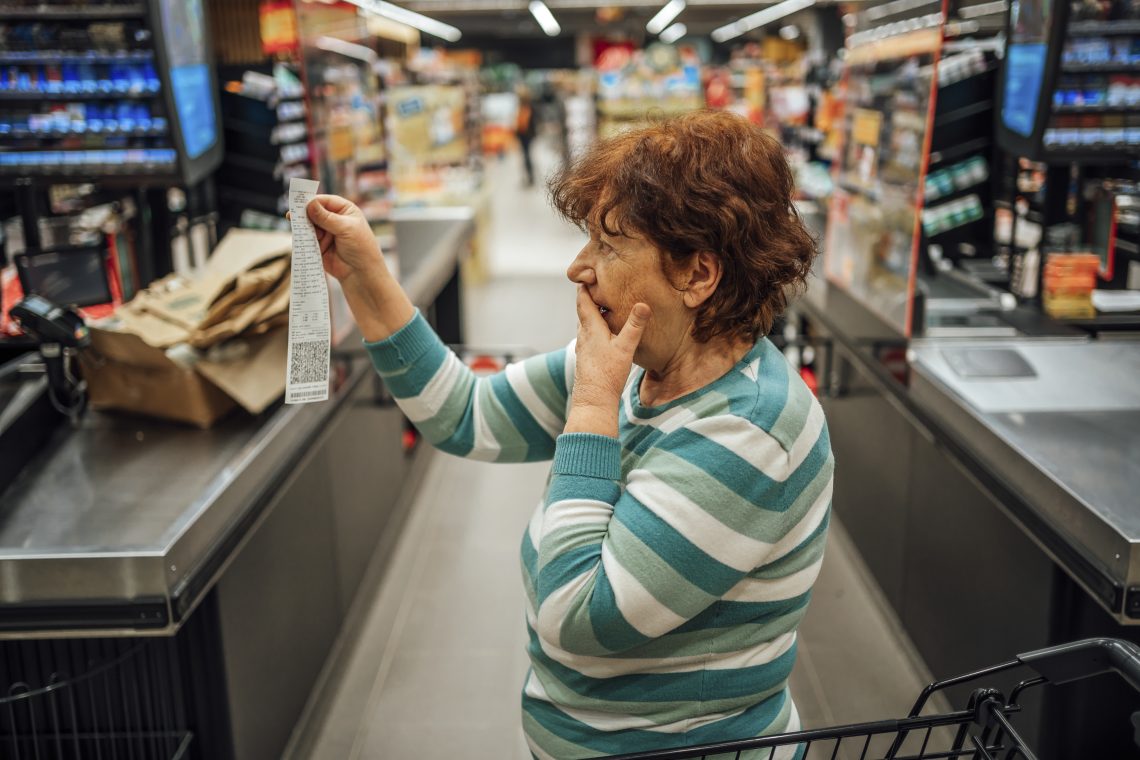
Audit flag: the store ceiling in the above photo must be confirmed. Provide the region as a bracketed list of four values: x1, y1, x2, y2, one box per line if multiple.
[403, 0, 824, 40]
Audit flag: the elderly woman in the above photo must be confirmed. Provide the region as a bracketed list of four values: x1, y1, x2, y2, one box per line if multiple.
[305, 110, 833, 759]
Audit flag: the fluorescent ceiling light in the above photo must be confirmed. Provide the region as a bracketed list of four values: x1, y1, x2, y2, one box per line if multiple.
[344, 0, 461, 42]
[658, 21, 687, 42]
[529, 0, 561, 35]
[315, 35, 378, 63]
[647, 0, 685, 34]
[711, 0, 815, 42]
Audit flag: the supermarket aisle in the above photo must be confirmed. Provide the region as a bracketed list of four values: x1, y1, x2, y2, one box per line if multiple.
[485, 137, 585, 278]
[292, 151, 938, 760]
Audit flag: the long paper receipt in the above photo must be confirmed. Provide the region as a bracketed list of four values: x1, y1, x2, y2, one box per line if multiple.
[285, 178, 330, 404]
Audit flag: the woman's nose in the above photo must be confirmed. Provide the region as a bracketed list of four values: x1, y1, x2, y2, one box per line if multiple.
[566, 249, 595, 285]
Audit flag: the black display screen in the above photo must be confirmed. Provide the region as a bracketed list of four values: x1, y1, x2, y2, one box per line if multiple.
[16, 248, 112, 308]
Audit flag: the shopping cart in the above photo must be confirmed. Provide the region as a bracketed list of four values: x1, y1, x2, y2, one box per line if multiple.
[601, 637, 1140, 760]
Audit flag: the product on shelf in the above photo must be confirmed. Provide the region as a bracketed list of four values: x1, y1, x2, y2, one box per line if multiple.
[924, 157, 990, 201]
[1042, 252, 1099, 317]
[922, 194, 985, 236]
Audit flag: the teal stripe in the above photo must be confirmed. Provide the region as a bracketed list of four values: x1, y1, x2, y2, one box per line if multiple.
[537, 543, 599, 606]
[382, 339, 450, 397]
[521, 529, 539, 578]
[751, 341, 790, 429]
[473, 381, 532, 458]
[654, 426, 829, 512]
[525, 352, 570, 423]
[489, 372, 556, 461]
[523, 692, 800, 759]
[528, 626, 797, 702]
[618, 494, 745, 597]
[579, 562, 650, 652]
[753, 511, 831, 579]
[419, 368, 477, 457]
[673, 593, 813, 634]
[546, 474, 619, 508]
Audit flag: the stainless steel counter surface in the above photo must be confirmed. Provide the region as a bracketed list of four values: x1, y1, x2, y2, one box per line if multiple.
[909, 339, 1140, 620]
[0, 216, 472, 635]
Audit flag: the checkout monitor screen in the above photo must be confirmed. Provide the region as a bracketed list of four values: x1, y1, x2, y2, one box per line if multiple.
[1001, 0, 1053, 137]
[159, 0, 217, 159]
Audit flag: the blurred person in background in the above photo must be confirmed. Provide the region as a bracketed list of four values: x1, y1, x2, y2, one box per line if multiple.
[301, 110, 832, 760]
[517, 86, 538, 187]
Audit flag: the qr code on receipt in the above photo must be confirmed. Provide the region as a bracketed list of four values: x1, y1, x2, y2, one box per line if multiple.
[289, 341, 328, 385]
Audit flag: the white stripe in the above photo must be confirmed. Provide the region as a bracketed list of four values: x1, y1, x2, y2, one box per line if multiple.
[534, 626, 797, 678]
[527, 499, 544, 555]
[723, 561, 824, 603]
[602, 542, 688, 638]
[784, 400, 826, 472]
[395, 351, 465, 423]
[625, 470, 774, 572]
[622, 389, 700, 432]
[767, 477, 833, 563]
[535, 569, 595, 649]
[528, 668, 751, 734]
[470, 388, 502, 460]
[541, 498, 612, 543]
[506, 360, 564, 437]
[684, 402, 825, 481]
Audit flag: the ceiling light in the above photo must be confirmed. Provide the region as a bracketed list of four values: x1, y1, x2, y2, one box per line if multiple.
[344, 0, 461, 42]
[646, 0, 685, 34]
[711, 0, 815, 42]
[529, 0, 561, 35]
[315, 36, 378, 63]
[658, 21, 687, 42]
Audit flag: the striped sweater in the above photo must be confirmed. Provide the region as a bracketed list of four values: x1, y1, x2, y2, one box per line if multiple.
[366, 312, 834, 760]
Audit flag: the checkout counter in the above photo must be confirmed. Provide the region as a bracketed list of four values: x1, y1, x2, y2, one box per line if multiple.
[791, 276, 1140, 759]
[0, 211, 474, 760]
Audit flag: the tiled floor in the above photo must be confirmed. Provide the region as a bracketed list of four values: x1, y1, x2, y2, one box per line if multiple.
[290, 144, 942, 760]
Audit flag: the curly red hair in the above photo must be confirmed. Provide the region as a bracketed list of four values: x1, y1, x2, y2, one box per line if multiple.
[550, 110, 817, 342]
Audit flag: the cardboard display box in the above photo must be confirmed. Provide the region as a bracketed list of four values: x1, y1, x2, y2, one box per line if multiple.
[80, 230, 294, 428]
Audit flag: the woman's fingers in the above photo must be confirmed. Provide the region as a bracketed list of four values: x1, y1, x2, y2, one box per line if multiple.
[306, 196, 358, 234]
[575, 285, 601, 330]
[617, 304, 651, 352]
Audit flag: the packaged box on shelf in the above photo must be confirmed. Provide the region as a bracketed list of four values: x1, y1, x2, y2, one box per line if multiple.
[79, 229, 294, 428]
[1042, 252, 1100, 319]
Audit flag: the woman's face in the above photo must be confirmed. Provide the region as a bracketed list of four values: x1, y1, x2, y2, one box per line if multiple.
[566, 227, 690, 371]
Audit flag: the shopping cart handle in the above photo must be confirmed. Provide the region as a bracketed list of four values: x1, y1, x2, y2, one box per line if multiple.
[1018, 638, 1140, 692]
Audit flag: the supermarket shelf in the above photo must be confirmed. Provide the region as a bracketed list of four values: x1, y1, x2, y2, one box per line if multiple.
[0, 50, 152, 64]
[934, 99, 993, 128]
[0, 3, 145, 19]
[0, 163, 176, 181]
[1068, 19, 1140, 36]
[938, 61, 1000, 89]
[1053, 103, 1140, 114]
[1062, 61, 1140, 73]
[1042, 144, 1140, 163]
[0, 88, 158, 101]
[0, 123, 167, 138]
[930, 136, 991, 166]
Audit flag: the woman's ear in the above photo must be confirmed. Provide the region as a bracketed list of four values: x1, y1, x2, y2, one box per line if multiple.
[681, 252, 723, 309]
